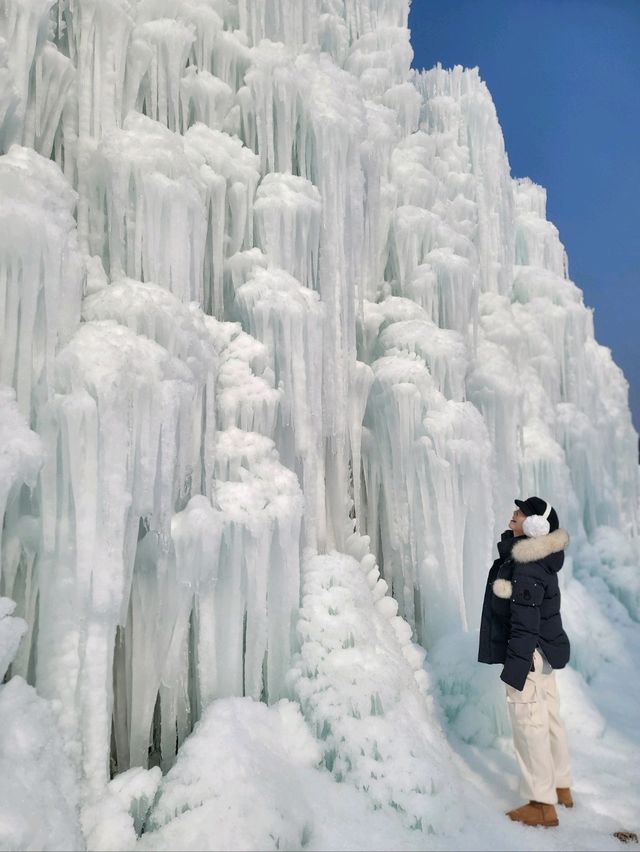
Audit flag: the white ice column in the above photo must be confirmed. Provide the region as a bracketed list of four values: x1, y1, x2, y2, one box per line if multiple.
[185, 123, 260, 317]
[382, 81, 422, 137]
[554, 345, 639, 537]
[86, 113, 207, 303]
[253, 173, 322, 291]
[82, 278, 219, 496]
[132, 19, 195, 132]
[345, 27, 414, 101]
[0, 38, 20, 152]
[225, 247, 268, 306]
[166, 428, 303, 732]
[57, 0, 135, 139]
[579, 342, 640, 537]
[36, 321, 200, 790]
[121, 501, 222, 773]
[132, 2, 250, 95]
[244, 41, 301, 175]
[376, 317, 468, 402]
[357, 295, 428, 363]
[0, 0, 53, 148]
[321, 0, 410, 43]
[518, 421, 578, 538]
[359, 101, 398, 302]
[466, 340, 521, 544]
[238, 0, 321, 49]
[419, 248, 477, 335]
[180, 66, 233, 132]
[554, 403, 618, 535]
[245, 46, 367, 545]
[16, 42, 75, 162]
[386, 126, 481, 338]
[348, 360, 375, 535]
[362, 349, 492, 646]
[509, 172, 638, 536]
[298, 53, 366, 546]
[0, 386, 42, 635]
[414, 65, 515, 297]
[514, 178, 567, 277]
[209, 429, 303, 704]
[207, 316, 281, 439]
[234, 266, 324, 547]
[0, 146, 82, 417]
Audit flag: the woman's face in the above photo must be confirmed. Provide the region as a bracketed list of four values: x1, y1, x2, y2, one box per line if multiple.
[509, 507, 526, 536]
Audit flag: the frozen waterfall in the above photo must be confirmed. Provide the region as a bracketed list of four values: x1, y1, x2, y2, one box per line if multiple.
[0, 0, 638, 848]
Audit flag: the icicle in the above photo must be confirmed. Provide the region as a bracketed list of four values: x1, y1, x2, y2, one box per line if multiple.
[61, 0, 135, 139]
[376, 316, 468, 401]
[35, 320, 201, 788]
[184, 123, 260, 317]
[234, 266, 324, 548]
[413, 65, 515, 297]
[179, 66, 233, 132]
[86, 112, 207, 303]
[0, 145, 82, 418]
[0, 0, 52, 147]
[362, 348, 493, 646]
[345, 27, 413, 100]
[22, 43, 75, 160]
[0, 386, 42, 605]
[238, 0, 321, 49]
[359, 100, 398, 303]
[133, 19, 195, 132]
[167, 428, 303, 732]
[253, 174, 322, 291]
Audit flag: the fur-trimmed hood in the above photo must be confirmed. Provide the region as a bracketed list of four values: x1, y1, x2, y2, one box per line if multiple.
[512, 528, 570, 564]
[492, 529, 570, 600]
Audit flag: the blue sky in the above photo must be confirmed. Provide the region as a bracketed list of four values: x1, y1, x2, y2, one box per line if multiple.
[408, 0, 640, 433]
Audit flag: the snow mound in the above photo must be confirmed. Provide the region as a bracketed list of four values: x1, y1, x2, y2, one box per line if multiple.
[0, 666, 83, 851]
[140, 697, 320, 851]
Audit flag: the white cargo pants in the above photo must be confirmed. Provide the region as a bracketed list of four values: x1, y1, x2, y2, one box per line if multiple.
[505, 648, 573, 804]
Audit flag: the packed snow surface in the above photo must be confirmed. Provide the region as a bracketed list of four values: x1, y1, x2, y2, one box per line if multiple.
[0, 0, 638, 850]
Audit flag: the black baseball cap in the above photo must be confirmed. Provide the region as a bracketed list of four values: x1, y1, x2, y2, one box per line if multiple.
[515, 497, 559, 532]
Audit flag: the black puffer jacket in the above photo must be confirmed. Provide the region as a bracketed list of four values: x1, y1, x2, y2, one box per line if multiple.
[478, 528, 571, 691]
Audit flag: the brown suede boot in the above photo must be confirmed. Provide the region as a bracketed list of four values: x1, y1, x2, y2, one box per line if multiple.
[506, 801, 559, 827]
[557, 787, 574, 808]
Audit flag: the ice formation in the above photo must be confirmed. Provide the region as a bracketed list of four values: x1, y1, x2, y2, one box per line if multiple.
[0, 0, 638, 849]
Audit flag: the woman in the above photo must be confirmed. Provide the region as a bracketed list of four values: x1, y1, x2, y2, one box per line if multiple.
[478, 496, 573, 827]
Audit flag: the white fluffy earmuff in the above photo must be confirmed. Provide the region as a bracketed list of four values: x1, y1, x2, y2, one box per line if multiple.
[522, 501, 551, 538]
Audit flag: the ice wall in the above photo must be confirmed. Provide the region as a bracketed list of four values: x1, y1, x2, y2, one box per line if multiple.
[0, 0, 638, 839]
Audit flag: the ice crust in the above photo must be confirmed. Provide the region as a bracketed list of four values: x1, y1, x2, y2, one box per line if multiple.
[0, 0, 639, 849]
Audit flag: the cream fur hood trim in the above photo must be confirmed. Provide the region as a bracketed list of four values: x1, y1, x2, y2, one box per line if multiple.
[512, 528, 570, 563]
